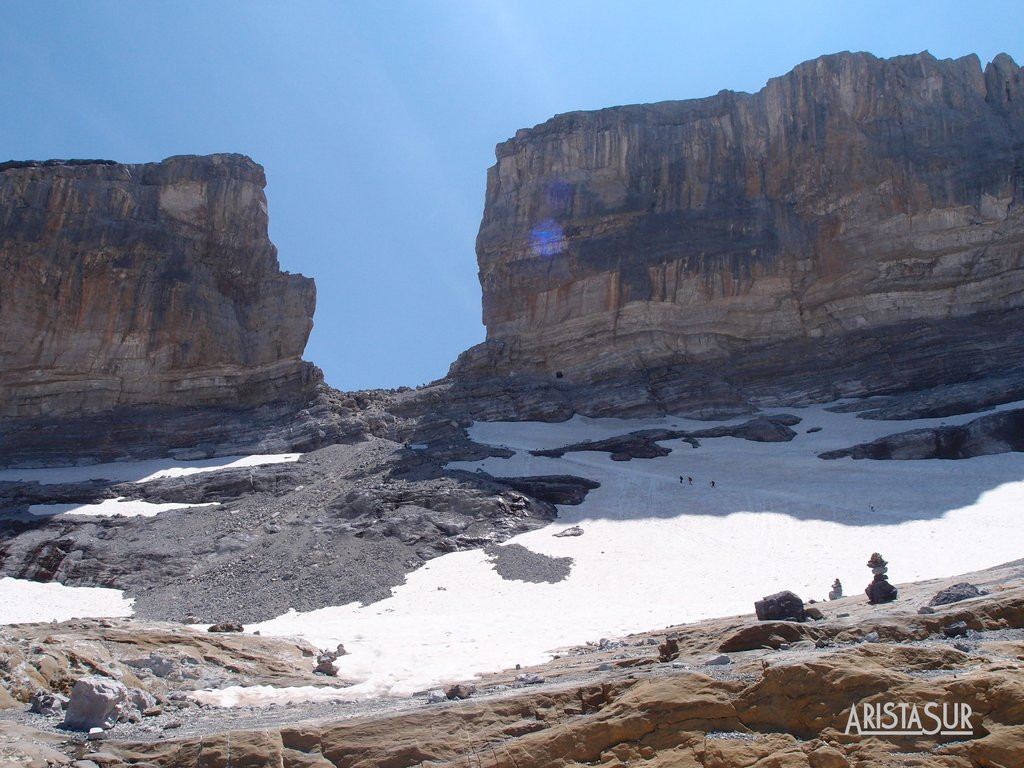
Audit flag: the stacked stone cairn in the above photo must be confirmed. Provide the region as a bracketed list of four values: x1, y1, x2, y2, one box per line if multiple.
[828, 579, 843, 600]
[865, 552, 898, 604]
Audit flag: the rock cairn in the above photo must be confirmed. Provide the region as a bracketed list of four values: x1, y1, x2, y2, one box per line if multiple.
[314, 644, 348, 676]
[865, 553, 897, 604]
[828, 579, 843, 600]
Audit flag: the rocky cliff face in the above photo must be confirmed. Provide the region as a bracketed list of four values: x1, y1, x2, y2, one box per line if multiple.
[0, 154, 315, 417]
[451, 52, 1024, 416]
[0, 154, 326, 463]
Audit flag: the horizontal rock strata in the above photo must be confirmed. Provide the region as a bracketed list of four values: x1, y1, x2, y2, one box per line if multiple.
[450, 51, 1024, 417]
[0, 154, 321, 462]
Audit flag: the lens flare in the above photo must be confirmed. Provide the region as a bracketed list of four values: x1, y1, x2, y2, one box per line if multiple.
[530, 218, 566, 257]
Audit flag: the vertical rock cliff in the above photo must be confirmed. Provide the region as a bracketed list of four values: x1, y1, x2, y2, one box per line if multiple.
[0, 154, 325, 462]
[0, 154, 316, 416]
[451, 51, 1024, 416]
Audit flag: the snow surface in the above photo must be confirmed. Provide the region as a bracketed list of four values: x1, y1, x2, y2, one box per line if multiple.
[5, 403, 1024, 705]
[0, 453, 301, 485]
[28, 498, 219, 518]
[0, 577, 134, 624]
[189, 684, 354, 708]
[245, 399, 1024, 703]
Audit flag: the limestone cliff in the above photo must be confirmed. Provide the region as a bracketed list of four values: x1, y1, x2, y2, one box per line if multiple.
[451, 52, 1024, 416]
[0, 154, 326, 463]
[0, 154, 315, 416]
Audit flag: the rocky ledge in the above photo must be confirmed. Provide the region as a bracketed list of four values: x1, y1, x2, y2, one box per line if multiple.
[820, 406, 1024, 460]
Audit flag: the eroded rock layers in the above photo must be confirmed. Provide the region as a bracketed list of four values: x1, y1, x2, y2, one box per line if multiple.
[451, 51, 1024, 417]
[0, 154, 321, 462]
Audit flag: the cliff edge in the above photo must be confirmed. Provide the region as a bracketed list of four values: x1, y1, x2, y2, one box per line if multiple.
[449, 51, 1024, 418]
[0, 154, 327, 463]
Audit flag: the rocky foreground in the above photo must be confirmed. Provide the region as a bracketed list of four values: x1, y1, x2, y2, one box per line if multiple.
[2, 560, 1022, 767]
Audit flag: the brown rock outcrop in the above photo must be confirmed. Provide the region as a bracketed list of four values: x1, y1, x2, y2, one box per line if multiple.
[102, 631, 1024, 768]
[451, 51, 1024, 417]
[0, 154, 314, 415]
[0, 154, 322, 462]
[0, 617, 324, 708]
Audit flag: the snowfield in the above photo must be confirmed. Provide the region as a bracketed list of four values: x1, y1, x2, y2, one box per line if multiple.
[4, 402, 1024, 705]
[189, 684, 356, 708]
[248, 399, 1024, 702]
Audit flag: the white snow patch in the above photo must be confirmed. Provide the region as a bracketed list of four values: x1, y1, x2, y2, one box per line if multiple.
[246, 400, 1024, 702]
[0, 453, 301, 485]
[28, 498, 219, 518]
[0, 577, 134, 624]
[189, 684, 355, 708]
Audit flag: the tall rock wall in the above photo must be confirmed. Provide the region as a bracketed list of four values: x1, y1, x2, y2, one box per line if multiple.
[0, 154, 316, 418]
[0, 154, 331, 463]
[452, 51, 1024, 414]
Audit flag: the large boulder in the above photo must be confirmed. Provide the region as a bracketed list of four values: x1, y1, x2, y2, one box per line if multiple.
[930, 582, 989, 606]
[62, 676, 129, 731]
[754, 590, 807, 622]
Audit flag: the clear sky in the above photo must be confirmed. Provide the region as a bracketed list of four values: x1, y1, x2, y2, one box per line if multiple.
[2, 2, 1021, 391]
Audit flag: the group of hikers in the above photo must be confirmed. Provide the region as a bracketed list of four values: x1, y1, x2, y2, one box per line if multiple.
[679, 475, 715, 488]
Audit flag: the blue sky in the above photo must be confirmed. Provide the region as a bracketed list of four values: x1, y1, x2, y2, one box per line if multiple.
[2, 2, 1021, 391]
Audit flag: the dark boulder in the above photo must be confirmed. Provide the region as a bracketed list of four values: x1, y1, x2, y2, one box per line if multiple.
[207, 622, 244, 633]
[942, 621, 970, 638]
[929, 582, 988, 607]
[754, 590, 807, 622]
[445, 683, 476, 700]
[658, 637, 680, 662]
